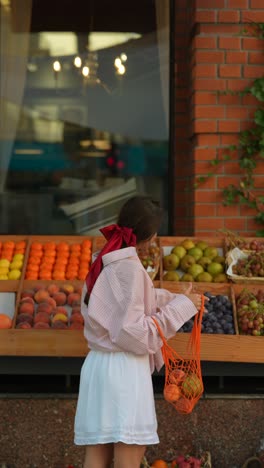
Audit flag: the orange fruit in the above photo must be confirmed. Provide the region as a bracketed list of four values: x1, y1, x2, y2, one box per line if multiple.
[26, 264, 39, 273]
[31, 241, 43, 251]
[39, 272, 52, 280]
[82, 239, 92, 249]
[28, 257, 41, 266]
[80, 253, 91, 263]
[0, 314, 12, 329]
[151, 460, 168, 468]
[55, 257, 68, 265]
[14, 248, 26, 255]
[44, 241, 56, 250]
[71, 244, 81, 252]
[16, 241, 26, 249]
[57, 242, 69, 252]
[3, 241, 15, 250]
[53, 272, 65, 280]
[44, 249, 56, 257]
[25, 272, 38, 280]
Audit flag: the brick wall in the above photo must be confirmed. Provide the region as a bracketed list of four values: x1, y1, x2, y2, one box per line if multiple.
[173, 0, 264, 236]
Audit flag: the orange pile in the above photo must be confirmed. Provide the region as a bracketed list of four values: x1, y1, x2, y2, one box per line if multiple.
[25, 239, 92, 281]
[0, 240, 26, 261]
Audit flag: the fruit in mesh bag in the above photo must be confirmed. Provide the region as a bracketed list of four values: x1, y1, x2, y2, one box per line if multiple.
[164, 384, 181, 403]
[181, 373, 203, 399]
[170, 369, 185, 385]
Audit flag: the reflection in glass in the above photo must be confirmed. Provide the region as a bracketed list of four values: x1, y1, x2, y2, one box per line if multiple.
[0, 0, 170, 235]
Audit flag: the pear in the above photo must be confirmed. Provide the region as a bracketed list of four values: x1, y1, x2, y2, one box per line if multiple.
[171, 245, 186, 259]
[195, 240, 208, 251]
[163, 253, 180, 271]
[180, 254, 196, 272]
[207, 262, 224, 277]
[181, 239, 195, 250]
[187, 247, 203, 261]
[163, 271, 180, 281]
[204, 247, 218, 260]
[196, 272, 213, 282]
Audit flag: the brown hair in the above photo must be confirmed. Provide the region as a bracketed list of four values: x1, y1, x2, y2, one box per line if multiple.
[117, 195, 163, 243]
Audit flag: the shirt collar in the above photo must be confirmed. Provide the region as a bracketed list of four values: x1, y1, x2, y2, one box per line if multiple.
[102, 247, 138, 266]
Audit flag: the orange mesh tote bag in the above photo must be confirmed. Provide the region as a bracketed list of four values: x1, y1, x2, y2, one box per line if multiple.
[152, 295, 205, 414]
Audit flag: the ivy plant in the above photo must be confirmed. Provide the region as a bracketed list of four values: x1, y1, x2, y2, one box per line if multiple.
[195, 22, 264, 237]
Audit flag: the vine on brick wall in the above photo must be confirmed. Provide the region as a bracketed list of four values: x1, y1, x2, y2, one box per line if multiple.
[195, 22, 264, 237]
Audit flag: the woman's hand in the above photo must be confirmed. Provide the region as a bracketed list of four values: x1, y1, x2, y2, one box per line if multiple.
[183, 282, 208, 311]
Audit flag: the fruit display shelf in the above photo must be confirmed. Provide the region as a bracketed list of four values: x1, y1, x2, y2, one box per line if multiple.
[0, 235, 263, 363]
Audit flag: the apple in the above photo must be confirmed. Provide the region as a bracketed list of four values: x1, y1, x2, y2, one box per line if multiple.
[207, 262, 224, 277]
[163, 271, 180, 281]
[163, 253, 180, 271]
[181, 374, 203, 399]
[180, 255, 196, 272]
[204, 247, 218, 259]
[187, 247, 203, 261]
[187, 264, 204, 279]
[171, 245, 186, 259]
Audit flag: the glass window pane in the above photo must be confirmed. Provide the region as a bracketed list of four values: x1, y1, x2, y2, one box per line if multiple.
[0, 0, 170, 235]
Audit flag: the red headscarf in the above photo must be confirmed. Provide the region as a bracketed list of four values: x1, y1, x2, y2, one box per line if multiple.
[85, 224, 136, 300]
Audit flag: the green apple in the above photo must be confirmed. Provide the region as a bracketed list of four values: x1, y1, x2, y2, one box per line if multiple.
[207, 262, 224, 277]
[187, 247, 203, 261]
[204, 247, 218, 259]
[181, 239, 195, 250]
[213, 273, 228, 283]
[163, 253, 180, 271]
[195, 241, 208, 251]
[187, 264, 204, 279]
[180, 273, 194, 282]
[181, 373, 203, 399]
[213, 255, 225, 265]
[196, 272, 213, 282]
[171, 245, 186, 259]
[180, 254, 196, 272]
[197, 256, 212, 269]
[163, 271, 180, 281]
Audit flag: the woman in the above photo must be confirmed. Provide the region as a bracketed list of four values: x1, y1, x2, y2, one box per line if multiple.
[74, 195, 203, 468]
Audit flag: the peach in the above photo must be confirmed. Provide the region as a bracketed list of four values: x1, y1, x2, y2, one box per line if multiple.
[75, 285, 83, 296]
[16, 313, 34, 326]
[61, 283, 75, 295]
[47, 283, 60, 295]
[18, 302, 35, 316]
[44, 297, 57, 309]
[20, 297, 35, 305]
[67, 293, 81, 306]
[54, 306, 68, 317]
[34, 283, 46, 292]
[37, 302, 53, 315]
[72, 306, 81, 315]
[34, 289, 50, 304]
[34, 312, 50, 324]
[52, 292, 67, 306]
[69, 312, 84, 325]
[69, 322, 84, 330]
[21, 289, 35, 300]
[52, 313, 68, 324]
[52, 320, 67, 329]
[16, 321, 32, 329]
[34, 322, 50, 329]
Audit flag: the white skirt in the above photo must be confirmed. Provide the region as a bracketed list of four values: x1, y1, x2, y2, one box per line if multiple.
[74, 350, 159, 445]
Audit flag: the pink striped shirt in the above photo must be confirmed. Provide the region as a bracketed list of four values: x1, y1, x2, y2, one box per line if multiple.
[81, 247, 198, 373]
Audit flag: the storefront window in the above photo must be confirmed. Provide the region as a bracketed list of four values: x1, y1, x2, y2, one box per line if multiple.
[0, 0, 170, 235]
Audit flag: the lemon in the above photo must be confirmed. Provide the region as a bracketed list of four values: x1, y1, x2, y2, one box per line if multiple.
[13, 253, 24, 262]
[0, 274, 9, 280]
[0, 259, 10, 268]
[8, 269, 21, 280]
[10, 260, 23, 270]
[0, 267, 9, 275]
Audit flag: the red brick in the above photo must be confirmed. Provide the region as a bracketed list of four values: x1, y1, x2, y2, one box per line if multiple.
[192, 36, 217, 49]
[226, 106, 249, 119]
[242, 37, 264, 50]
[226, 51, 247, 64]
[240, 205, 258, 217]
[193, 91, 217, 105]
[195, 217, 224, 230]
[196, 0, 225, 6]
[194, 78, 226, 91]
[195, 135, 220, 146]
[247, 218, 262, 231]
[240, 120, 256, 132]
[194, 147, 217, 160]
[193, 120, 217, 133]
[219, 37, 241, 49]
[221, 134, 239, 145]
[218, 10, 240, 22]
[226, 79, 253, 92]
[219, 65, 241, 77]
[196, 50, 225, 63]
[196, 161, 224, 176]
[218, 94, 241, 105]
[200, 24, 241, 34]
[195, 204, 216, 216]
[248, 51, 264, 65]
[194, 190, 221, 203]
[253, 176, 264, 189]
[193, 64, 217, 78]
[217, 204, 240, 216]
[218, 120, 241, 132]
[217, 175, 240, 189]
[241, 11, 264, 23]
[251, 0, 264, 7]
[194, 175, 216, 190]
[195, 105, 225, 119]
[195, 10, 216, 23]
[244, 65, 264, 78]
[224, 218, 246, 230]
[227, 0, 248, 7]
[223, 161, 241, 174]
[242, 95, 258, 105]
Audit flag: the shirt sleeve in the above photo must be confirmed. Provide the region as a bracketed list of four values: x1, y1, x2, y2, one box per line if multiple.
[88, 262, 198, 355]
